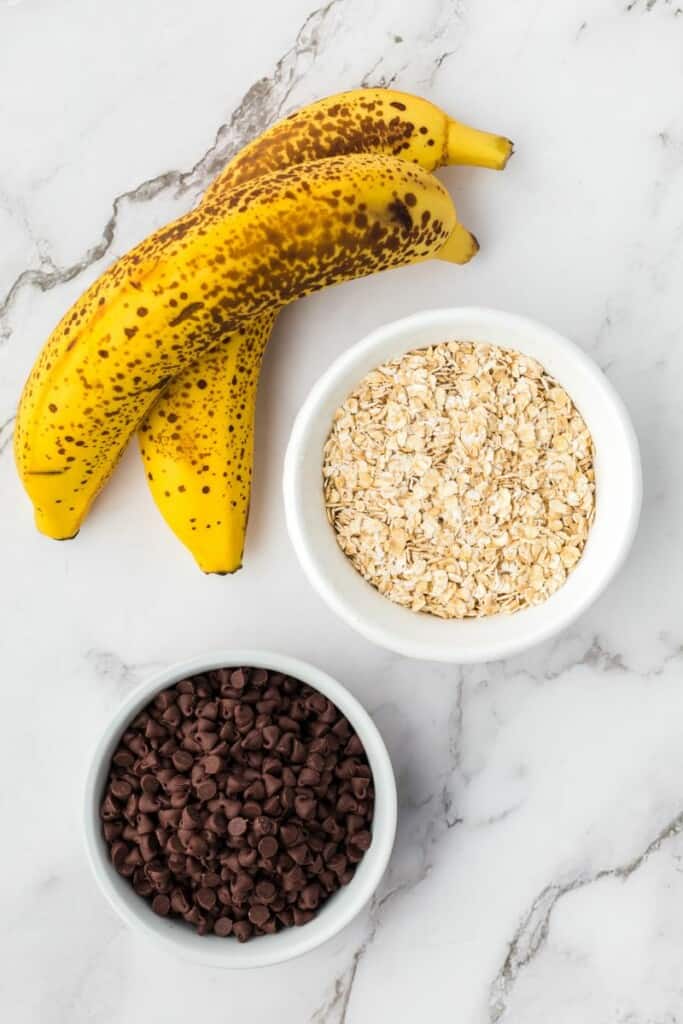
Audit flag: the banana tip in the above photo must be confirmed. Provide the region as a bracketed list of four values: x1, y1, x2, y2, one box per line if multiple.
[501, 139, 515, 168]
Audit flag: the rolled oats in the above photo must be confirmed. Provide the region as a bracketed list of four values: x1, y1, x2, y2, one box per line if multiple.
[322, 341, 596, 619]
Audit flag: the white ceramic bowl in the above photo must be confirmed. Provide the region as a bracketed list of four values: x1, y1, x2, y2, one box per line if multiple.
[83, 650, 397, 968]
[283, 307, 642, 663]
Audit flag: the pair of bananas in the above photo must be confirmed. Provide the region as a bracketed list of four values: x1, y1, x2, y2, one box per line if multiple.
[15, 89, 512, 572]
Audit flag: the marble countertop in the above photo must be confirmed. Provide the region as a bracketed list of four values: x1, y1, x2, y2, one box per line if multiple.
[2, 0, 683, 1021]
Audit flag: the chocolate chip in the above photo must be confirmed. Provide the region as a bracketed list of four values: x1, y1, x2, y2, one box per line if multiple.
[196, 887, 217, 911]
[289, 843, 310, 866]
[294, 794, 316, 820]
[205, 811, 227, 834]
[280, 823, 302, 847]
[257, 836, 278, 860]
[351, 830, 372, 851]
[180, 806, 202, 831]
[298, 767, 321, 787]
[238, 847, 258, 869]
[227, 816, 247, 837]
[230, 669, 248, 690]
[233, 920, 252, 942]
[172, 745, 193, 770]
[171, 889, 190, 914]
[263, 773, 283, 797]
[196, 779, 217, 801]
[231, 872, 253, 898]
[152, 894, 170, 916]
[248, 904, 270, 927]
[299, 883, 321, 910]
[214, 917, 233, 937]
[110, 779, 132, 800]
[187, 835, 208, 858]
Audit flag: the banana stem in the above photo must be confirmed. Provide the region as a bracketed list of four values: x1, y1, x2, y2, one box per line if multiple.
[437, 222, 479, 265]
[446, 119, 514, 170]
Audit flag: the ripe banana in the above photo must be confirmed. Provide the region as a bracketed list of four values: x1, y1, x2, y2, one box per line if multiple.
[16, 153, 472, 540]
[141, 88, 509, 572]
[204, 88, 513, 201]
[139, 312, 276, 573]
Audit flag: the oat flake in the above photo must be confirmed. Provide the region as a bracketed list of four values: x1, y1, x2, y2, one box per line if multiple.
[322, 341, 596, 619]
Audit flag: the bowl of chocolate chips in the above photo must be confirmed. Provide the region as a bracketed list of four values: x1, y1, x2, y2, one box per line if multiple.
[84, 651, 397, 967]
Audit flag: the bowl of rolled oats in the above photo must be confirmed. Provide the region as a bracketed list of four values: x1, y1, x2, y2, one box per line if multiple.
[283, 308, 641, 662]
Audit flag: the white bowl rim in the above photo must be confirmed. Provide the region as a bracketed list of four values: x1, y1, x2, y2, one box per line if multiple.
[83, 649, 397, 968]
[283, 306, 642, 663]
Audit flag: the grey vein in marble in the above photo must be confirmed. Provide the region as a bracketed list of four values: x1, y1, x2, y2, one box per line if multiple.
[311, 877, 432, 1024]
[489, 808, 683, 1022]
[0, 414, 15, 455]
[0, 0, 347, 344]
[312, 677, 467, 1023]
[85, 649, 164, 696]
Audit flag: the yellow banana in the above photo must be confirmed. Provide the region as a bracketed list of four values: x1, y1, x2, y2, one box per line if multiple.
[204, 88, 513, 201]
[139, 312, 276, 573]
[16, 153, 472, 540]
[141, 88, 508, 572]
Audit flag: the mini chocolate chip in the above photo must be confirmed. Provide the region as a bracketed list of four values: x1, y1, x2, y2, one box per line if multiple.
[345, 735, 364, 756]
[351, 777, 369, 800]
[196, 887, 217, 911]
[187, 835, 208, 858]
[227, 816, 247, 837]
[113, 750, 135, 769]
[152, 894, 170, 916]
[298, 767, 321, 787]
[138, 793, 160, 814]
[279, 823, 301, 847]
[257, 836, 278, 859]
[294, 794, 316, 820]
[230, 669, 248, 690]
[248, 904, 270, 927]
[241, 801, 261, 819]
[167, 775, 190, 794]
[231, 872, 253, 897]
[205, 812, 227, 834]
[197, 732, 218, 751]
[178, 693, 194, 716]
[110, 779, 132, 800]
[169, 745, 193, 770]
[337, 793, 357, 813]
[289, 843, 310, 866]
[214, 916, 233, 937]
[139, 834, 159, 863]
[233, 920, 252, 942]
[244, 780, 265, 801]
[351, 830, 372, 850]
[237, 847, 258, 869]
[197, 779, 217, 801]
[180, 806, 202, 831]
[103, 822, 123, 842]
[299, 883, 321, 909]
